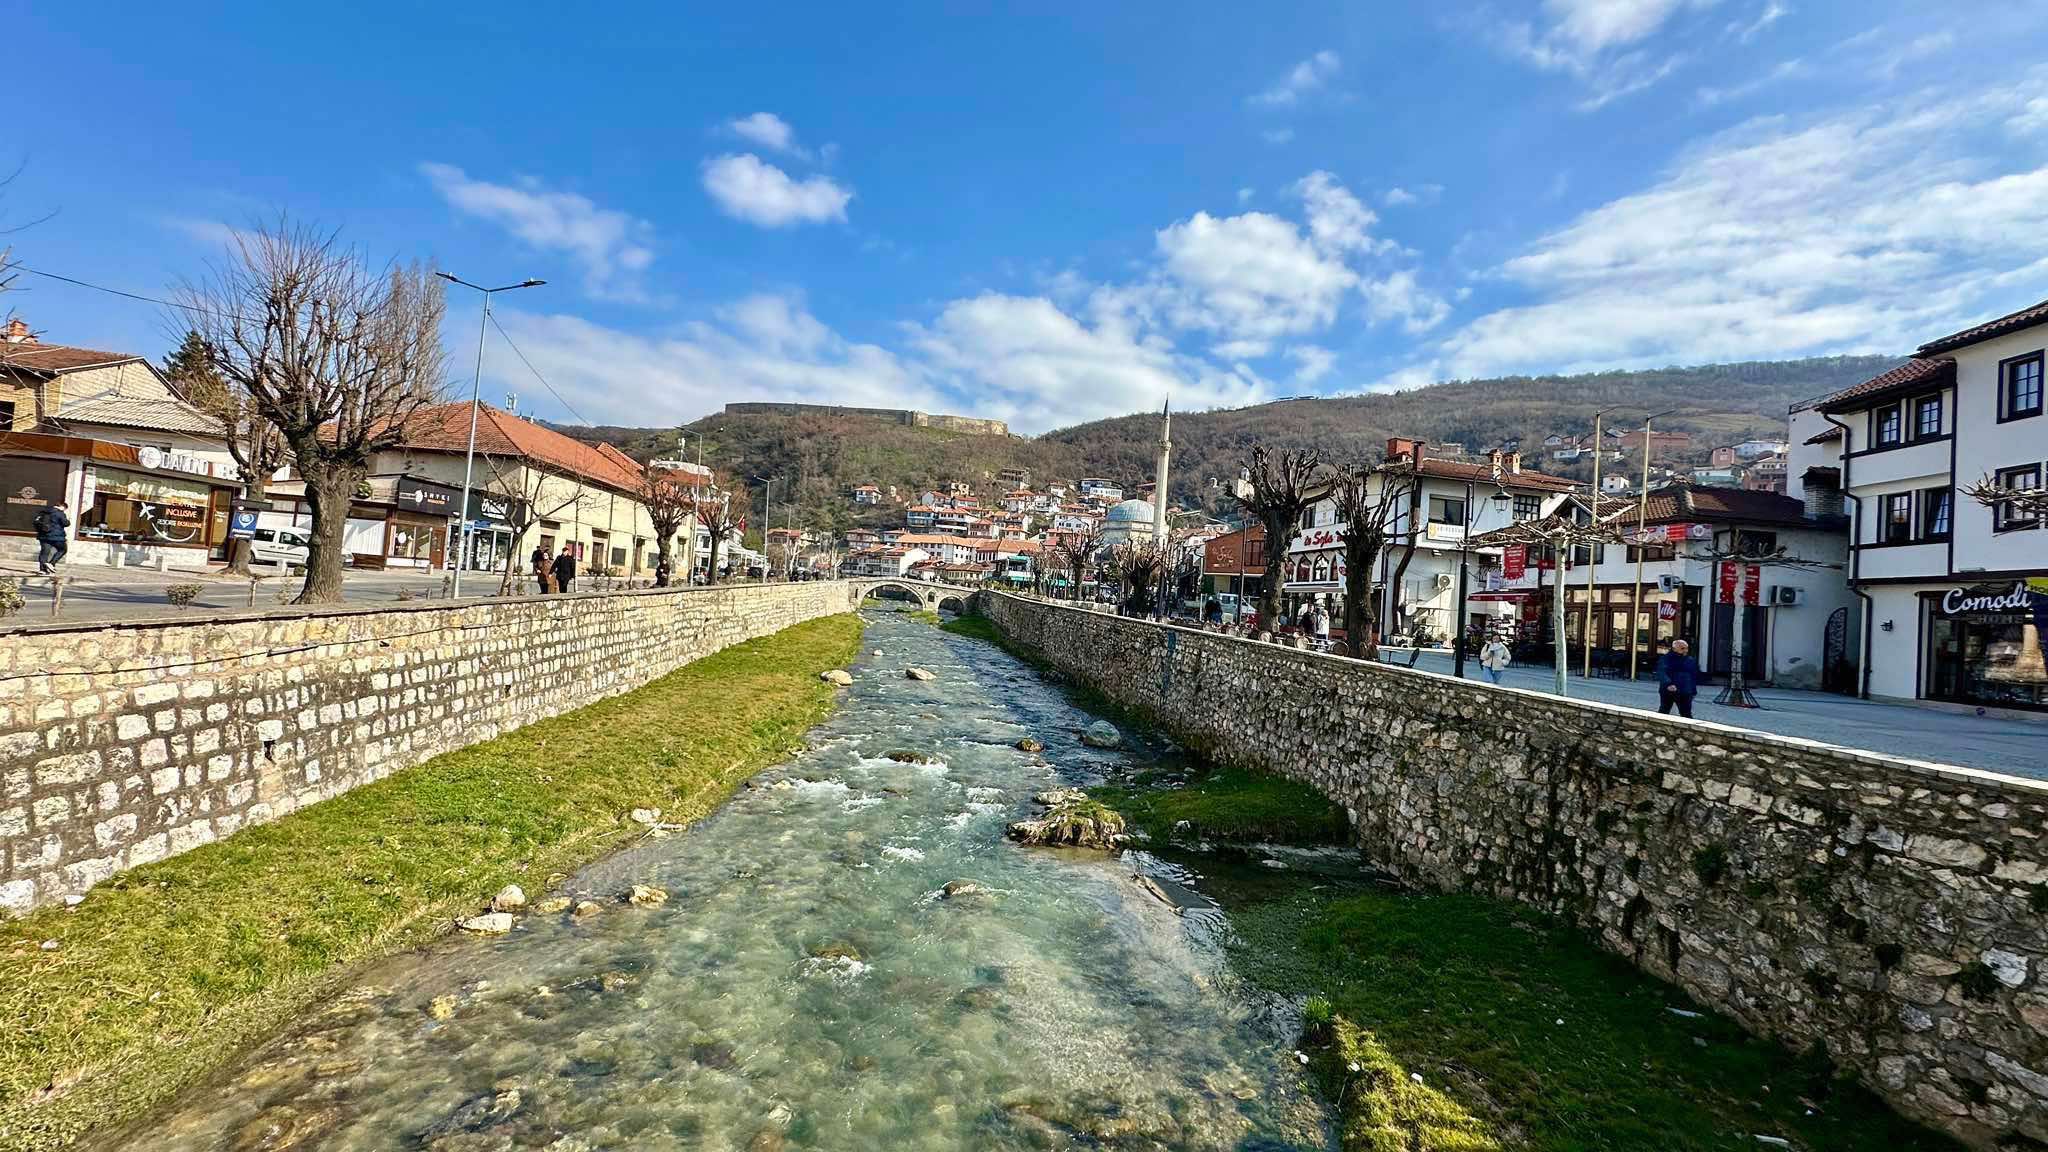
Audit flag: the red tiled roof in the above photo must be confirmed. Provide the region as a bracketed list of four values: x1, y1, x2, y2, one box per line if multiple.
[1605, 484, 1817, 528]
[1801, 427, 1843, 445]
[1918, 296, 2048, 355]
[1412, 458, 1577, 492]
[400, 403, 649, 492]
[0, 342, 146, 376]
[1817, 358, 1954, 412]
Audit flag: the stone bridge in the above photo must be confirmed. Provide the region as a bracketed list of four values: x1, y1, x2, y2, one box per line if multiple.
[851, 578, 972, 614]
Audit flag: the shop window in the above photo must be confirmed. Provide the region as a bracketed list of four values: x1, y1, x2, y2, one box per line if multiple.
[1512, 494, 1541, 521]
[1920, 488, 1951, 540]
[1628, 542, 1675, 562]
[1993, 464, 2042, 531]
[1428, 496, 1466, 526]
[2000, 352, 2044, 422]
[1735, 530, 1778, 556]
[1872, 403, 1901, 448]
[80, 467, 215, 545]
[1911, 393, 1943, 441]
[1928, 601, 2045, 710]
[1882, 493, 1913, 544]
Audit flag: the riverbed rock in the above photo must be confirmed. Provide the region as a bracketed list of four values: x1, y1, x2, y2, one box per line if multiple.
[811, 941, 863, 962]
[458, 912, 515, 935]
[1080, 720, 1122, 749]
[491, 884, 526, 913]
[625, 884, 669, 907]
[884, 748, 941, 764]
[629, 807, 661, 825]
[820, 669, 854, 686]
[571, 900, 603, 919]
[1007, 790, 1127, 850]
[1015, 736, 1044, 753]
[427, 995, 459, 1021]
[229, 1104, 340, 1152]
[940, 879, 989, 900]
[532, 896, 573, 915]
[904, 667, 936, 681]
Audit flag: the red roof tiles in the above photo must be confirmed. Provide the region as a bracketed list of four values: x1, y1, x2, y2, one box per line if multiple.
[1918, 296, 2048, 355]
[400, 402, 650, 493]
[1817, 358, 1954, 412]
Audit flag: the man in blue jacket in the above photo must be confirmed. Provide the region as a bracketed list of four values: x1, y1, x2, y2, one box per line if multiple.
[1654, 638, 1700, 718]
[32, 500, 70, 574]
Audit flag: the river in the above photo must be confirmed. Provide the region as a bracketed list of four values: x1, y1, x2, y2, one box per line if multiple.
[114, 609, 1341, 1151]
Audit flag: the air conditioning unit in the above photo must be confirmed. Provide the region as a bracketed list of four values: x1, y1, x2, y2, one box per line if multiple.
[1771, 586, 1804, 606]
[1657, 574, 1682, 593]
[1434, 572, 1455, 591]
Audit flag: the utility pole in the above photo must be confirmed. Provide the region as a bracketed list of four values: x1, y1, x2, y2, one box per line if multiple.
[1552, 525, 1570, 696]
[434, 272, 545, 598]
[1626, 411, 1675, 680]
[1584, 407, 1619, 678]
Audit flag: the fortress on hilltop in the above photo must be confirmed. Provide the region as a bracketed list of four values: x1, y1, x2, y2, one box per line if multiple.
[721, 402, 1008, 436]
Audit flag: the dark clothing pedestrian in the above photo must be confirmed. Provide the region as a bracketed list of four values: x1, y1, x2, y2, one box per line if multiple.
[531, 546, 552, 594]
[1203, 599, 1223, 626]
[552, 550, 577, 594]
[32, 505, 69, 573]
[1655, 648, 1701, 719]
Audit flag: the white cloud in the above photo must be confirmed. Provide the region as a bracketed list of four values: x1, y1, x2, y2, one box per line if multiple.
[1236, 187, 1257, 203]
[1491, 0, 1711, 109]
[727, 112, 804, 156]
[1427, 82, 2048, 380]
[1362, 269, 1452, 334]
[1694, 57, 1804, 107]
[701, 154, 853, 227]
[1261, 128, 1296, 145]
[1293, 171, 1383, 255]
[1383, 184, 1444, 207]
[421, 163, 655, 296]
[1154, 210, 1359, 347]
[1249, 50, 1341, 107]
[1288, 345, 1337, 385]
[1726, 1, 1788, 43]
[1383, 187, 1418, 207]
[2011, 96, 2048, 136]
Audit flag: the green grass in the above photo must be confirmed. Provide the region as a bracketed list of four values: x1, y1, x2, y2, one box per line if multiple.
[937, 614, 1002, 643]
[0, 614, 865, 1152]
[1089, 765, 1350, 845]
[1227, 884, 1964, 1152]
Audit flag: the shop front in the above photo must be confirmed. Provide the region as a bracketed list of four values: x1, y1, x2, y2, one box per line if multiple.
[1925, 580, 2048, 712]
[1564, 583, 1699, 676]
[459, 489, 526, 575]
[386, 477, 457, 570]
[2, 437, 239, 570]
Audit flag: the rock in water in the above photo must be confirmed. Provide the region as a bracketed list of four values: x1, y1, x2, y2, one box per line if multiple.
[491, 884, 526, 913]
[820, 669, 854, 686]
[883, 748, 941, 764]
[1080, 721, 1122, 749]
[940, 879, 988, 900]
[626, 884, 669, 907]
[629, 807, 662, 825]
[458, 912, 515, 935]
[571, 900, 604, 919]
[532, 895, 573, 915]
[1015, 736, 1044, 753]
[904, 667, 936, 681]
[1007, 790, 1127, 850]
[427, 995, 458, 1021]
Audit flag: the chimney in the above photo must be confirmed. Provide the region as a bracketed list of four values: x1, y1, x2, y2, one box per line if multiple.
[1802, 468, 1844, 519]
[3, 317, 32, 344]
[1387, 436, 1424, 464]
[1508, 451, 1523, 474]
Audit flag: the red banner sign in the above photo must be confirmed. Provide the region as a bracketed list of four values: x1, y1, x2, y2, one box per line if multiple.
[1502, 544, 1527, 581]
[1717, 562, 1760, 605]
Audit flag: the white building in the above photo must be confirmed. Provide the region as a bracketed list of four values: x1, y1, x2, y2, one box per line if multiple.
[1078, 478, 1123, 503]
[1099, 498, 1157, 549]
[1816, 297, 2048, 715]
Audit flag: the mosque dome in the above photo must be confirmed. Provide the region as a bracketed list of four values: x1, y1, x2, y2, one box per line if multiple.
[1105, 498, 1156, 524]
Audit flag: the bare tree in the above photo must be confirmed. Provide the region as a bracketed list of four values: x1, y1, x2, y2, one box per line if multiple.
[180, 222, 445, 602]
[698, 487, 742, 584]
[634, 465, 700, 586]
[1964, 474, 2048, 523]
[1233, 443, 1323, 628]
[163, 329, 288, 574]
[1104, 538, 1169, 617]
[480, 454, 589, 594]
[1331, 459, 1413, 660]
[1047, 520, 1106, 601]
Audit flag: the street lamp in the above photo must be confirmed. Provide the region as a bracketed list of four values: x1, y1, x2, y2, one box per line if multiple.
[1583, 406, 1623, 679]
[1452, 459, 1513, 679]
[436, 272, 545, 598]
[1626, 409, 1679, 680]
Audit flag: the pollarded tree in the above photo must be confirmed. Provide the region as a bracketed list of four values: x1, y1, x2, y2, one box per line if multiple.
[698, 483, 743, 584]
[180, 221, 444, 602]
[1048, 520, 1106, 602]
[635, 464, 703, 586]
[1233, 443, 1323, 629]
[1332, 458, 1412, 659]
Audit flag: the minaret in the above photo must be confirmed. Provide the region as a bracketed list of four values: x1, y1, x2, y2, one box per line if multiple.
[1152, 397, 1171, 542]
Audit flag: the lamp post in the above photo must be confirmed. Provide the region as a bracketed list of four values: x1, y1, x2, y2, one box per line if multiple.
[1584, 406, 1621, 678]
[435, 272, 545, 598]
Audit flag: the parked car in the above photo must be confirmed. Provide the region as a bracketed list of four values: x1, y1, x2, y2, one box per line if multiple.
[248, 526, 311, 569]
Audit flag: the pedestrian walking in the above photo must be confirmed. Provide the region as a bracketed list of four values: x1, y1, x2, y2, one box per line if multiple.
[552, 545, 578, 595]
[531, 544, 552, 594]
[1203, 598, 1223, 627]
[1654, 639, 1701, 719]
[1478, 635, 1511, 685]
[32, 500, 69, 574]
[655, 556, 673, 588]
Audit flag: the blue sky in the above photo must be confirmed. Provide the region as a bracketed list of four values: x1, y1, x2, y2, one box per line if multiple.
[8, 2, 2048, 432]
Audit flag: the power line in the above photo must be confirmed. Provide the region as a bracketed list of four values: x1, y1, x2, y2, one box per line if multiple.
[487, 311, 595, 428]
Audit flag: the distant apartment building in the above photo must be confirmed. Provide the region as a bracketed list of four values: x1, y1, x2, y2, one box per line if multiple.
[1618, 428, 1691, 455]
[1077, 478, 1122, 502]
[850, 483, 883, 505]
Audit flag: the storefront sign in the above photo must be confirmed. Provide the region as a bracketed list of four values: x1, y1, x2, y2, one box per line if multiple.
[1939, 582, 2037, 617]
[135, 444, 237, 480]
[395, 477, 459, 516]
[465, 489, 525, 525]
[1502, 544, 1527, 581]
[1288, 526, 1339, 554]
[1716, 561, 1760, 605]
[1624, 522, 1711, 545]
[229, 508, 260, 539]
[1658, 600, 1679, 622]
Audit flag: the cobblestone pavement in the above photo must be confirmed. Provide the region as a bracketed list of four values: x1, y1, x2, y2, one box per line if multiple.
[1380, 648, 2046, 781]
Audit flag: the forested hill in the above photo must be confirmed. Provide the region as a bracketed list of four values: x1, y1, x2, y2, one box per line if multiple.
[557, 355, 1893, 534]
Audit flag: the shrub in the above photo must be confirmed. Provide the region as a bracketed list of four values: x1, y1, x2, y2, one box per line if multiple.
[1302, 994, 1335, 1043]
[0, 577, 23, 619]
[164, 584, 203, 609]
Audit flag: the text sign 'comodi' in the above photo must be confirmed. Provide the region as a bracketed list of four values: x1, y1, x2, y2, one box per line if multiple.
[1938, 581, 2045, 619]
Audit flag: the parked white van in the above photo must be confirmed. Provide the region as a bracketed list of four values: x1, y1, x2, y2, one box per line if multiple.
[248, 526, 311, 569]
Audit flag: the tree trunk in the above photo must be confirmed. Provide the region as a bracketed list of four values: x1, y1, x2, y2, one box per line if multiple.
[1343, 539, 1380, 659]
[706, 535, 723, 585]
[298, 463, 363, 604]
[224, 477, 268, 575]
[1258, 514, 1288, 630]
[653, 539, 672, 586]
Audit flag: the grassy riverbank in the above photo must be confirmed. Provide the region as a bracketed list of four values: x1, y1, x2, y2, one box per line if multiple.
[1221, 876, 1964, 1152]
[0, 614, 864, 1152]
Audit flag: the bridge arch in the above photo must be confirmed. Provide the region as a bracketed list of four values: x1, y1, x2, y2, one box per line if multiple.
[858, 579, 941, 611]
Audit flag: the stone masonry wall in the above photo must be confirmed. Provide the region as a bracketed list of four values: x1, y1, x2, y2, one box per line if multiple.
[981, 592, 2048, 1148]
[1, 581, 865, 916]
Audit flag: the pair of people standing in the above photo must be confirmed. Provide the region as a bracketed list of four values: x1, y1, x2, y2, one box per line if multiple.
[530, 544, 578, 595]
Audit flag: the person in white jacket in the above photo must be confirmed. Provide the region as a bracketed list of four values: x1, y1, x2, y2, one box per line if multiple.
[1478, 636, 1512, 685]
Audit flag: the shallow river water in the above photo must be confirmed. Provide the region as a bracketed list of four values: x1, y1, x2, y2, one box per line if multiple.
[119, 610, 1342, 1151]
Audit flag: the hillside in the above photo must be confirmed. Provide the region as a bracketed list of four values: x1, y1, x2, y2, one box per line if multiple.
[558, 355, 1894, 533]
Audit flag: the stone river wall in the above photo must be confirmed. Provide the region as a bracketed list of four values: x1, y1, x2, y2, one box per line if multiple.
[980, 591, 2048, 1148]
[1, 581, 866, 917]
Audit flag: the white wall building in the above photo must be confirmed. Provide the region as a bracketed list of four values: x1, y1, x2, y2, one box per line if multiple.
[1817, 297, 2048, 714]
